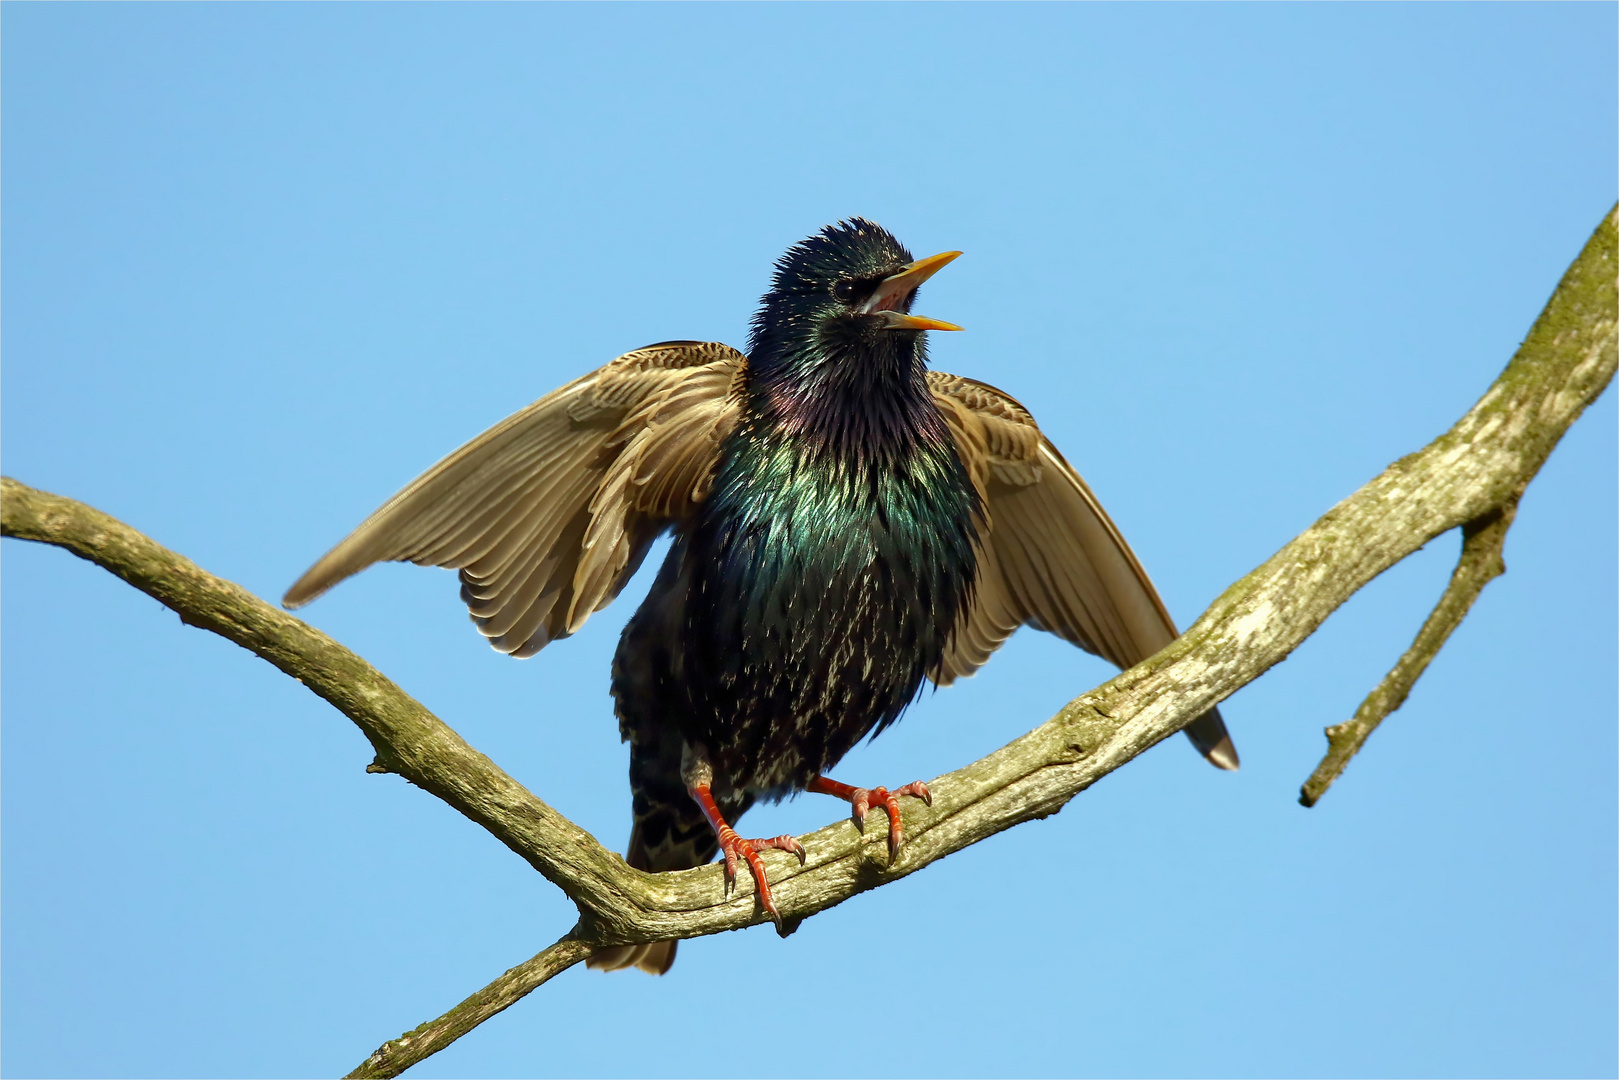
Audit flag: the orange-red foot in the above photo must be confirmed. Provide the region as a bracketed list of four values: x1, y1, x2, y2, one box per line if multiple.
[716, 828, 805, 927]
[688, 782, 805, 932]
[807, 775, 933, 860]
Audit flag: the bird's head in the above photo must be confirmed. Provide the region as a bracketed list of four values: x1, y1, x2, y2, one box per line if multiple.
[747, 218, 962, 387]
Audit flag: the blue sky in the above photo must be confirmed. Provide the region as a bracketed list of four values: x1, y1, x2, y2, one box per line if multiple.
[3, 4, 1614, 1078]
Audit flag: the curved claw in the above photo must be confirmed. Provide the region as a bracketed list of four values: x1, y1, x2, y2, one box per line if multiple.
[897, 780, 933, 808]
[760, 833, 808, 866]
[850, 791, 872, 832]
[873, 789, 905, 861]
[720, 836, 741, 892]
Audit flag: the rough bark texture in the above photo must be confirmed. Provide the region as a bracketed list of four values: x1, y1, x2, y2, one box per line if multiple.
[4, 206, 1612, 1078]
[1299, 498, 1519, 806]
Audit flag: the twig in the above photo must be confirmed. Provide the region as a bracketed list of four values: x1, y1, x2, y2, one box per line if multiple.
[346, 934, 593, 1080]
[1300, 498, 1519, 807]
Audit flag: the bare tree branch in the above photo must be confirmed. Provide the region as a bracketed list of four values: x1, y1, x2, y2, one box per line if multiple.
[345, 933, 593, 1080]
[1299, 497, 1520, 807]
[3, 205, 1612, 1078]
[0, 473, 634, 916]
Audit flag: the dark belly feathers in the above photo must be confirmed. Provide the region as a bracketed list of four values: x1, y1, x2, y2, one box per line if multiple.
[611, 423, 979, 803]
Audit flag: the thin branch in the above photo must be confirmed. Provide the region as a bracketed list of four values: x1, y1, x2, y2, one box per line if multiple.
[1299, 497, 1519, 807]
[345, 934, 593, 1080]
[3, 204, 1614, 1076]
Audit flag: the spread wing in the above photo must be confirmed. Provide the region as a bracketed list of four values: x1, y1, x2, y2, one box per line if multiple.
[283, 341, 746, 659]
[927, 371, 1238, 769]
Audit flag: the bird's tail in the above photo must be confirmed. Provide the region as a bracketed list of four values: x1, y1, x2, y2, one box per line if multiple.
[588, 940, 678, 976]
[1183, 706, 1240, 771]
[585, 803, 723, 975]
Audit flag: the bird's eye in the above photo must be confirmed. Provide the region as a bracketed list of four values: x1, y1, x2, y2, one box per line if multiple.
[831, 280, 857, 302]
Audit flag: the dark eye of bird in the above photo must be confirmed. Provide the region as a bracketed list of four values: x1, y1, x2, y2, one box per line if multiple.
[831, 279, 857, 302]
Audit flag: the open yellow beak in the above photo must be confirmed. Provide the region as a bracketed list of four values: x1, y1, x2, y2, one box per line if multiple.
[860, 250, 964, 332]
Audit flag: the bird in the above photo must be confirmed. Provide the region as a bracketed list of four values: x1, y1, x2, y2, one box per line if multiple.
[283, 218, 1237, 975]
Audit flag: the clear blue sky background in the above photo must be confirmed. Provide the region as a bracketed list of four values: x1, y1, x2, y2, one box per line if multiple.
[3, 5, 1614, 1078]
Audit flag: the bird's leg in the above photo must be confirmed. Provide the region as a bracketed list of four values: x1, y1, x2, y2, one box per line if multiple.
[681, 744, 805, 931]
[806, 775, 933, 861]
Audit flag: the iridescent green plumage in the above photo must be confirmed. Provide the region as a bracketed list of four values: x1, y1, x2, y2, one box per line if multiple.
[610, 221, 980, 893]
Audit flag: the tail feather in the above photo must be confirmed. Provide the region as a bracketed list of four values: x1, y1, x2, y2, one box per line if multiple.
[586, 940, 677, 975]
[587, 805, 728, 975]
[1184, 707, 1240, 770]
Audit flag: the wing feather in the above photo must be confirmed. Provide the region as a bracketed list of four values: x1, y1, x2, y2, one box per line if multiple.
[284, 341, 747, 659]
[926, 370, 1237, 769]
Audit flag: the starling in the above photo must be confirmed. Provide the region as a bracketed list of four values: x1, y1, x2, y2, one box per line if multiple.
[284, 219, 1237, 974]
